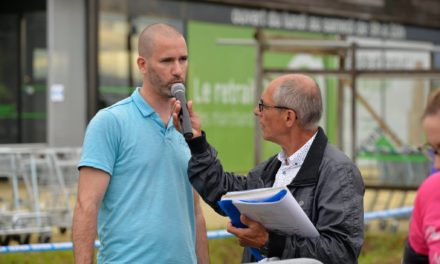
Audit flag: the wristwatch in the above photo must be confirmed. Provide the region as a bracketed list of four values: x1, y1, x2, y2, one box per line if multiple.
[259, 239, 270, 257]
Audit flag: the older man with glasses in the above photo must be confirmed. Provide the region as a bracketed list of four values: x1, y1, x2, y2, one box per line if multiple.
[173, 73, 364, 263]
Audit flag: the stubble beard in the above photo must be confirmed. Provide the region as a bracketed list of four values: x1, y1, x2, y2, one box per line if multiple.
[148, 71, 174, 98]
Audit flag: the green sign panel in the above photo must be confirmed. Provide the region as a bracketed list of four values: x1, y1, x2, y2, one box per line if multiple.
[187, 21, 338, 172]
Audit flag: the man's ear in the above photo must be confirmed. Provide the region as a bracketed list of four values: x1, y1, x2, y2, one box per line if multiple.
[137, 56, 147, 74]
[285, 110, 296, 127]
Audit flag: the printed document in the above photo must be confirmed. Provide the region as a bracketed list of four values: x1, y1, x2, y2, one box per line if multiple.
[218, 186, 319, 237]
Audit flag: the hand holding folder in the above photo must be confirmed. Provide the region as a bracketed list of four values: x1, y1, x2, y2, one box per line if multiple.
[218, 187, 319, 261]
[218, 186, 319, 237]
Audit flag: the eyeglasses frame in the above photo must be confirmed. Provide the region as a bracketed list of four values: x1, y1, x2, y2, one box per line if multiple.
[258, 99, 295, 113]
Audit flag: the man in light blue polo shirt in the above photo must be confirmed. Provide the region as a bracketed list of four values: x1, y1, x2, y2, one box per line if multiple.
[72, 23, 209, 264]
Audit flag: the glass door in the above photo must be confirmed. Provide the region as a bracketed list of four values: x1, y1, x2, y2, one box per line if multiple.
[0, 14, 19, 143]
[0, 11, 47, 143]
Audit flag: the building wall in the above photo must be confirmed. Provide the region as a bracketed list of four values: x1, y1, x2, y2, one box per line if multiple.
[47, 0, 86, 147]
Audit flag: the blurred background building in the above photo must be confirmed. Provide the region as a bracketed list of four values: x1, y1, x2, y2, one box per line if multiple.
[1, 0, 440, 170]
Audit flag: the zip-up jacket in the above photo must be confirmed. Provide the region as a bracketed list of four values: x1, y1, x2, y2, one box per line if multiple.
[187, 127, 364, 263]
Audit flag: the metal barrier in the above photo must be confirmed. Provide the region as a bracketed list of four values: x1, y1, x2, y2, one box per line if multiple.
[0, 147, 81, 244]
[358, 142, 430, 232]
[0, 145, 419, 252]
[0, 207, 413, 253]
[364, 206, 413, 222]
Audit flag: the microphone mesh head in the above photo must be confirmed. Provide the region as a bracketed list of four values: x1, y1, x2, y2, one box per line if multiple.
[171, 83, 185, 96]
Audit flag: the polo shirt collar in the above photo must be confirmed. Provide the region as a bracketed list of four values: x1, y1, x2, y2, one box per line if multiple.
[132, 87, 155, 117]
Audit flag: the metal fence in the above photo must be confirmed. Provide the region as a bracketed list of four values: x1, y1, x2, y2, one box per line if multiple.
[0, 146, 80, 245]
[0, 144, 427, 247]
[359, 146, 430, 232]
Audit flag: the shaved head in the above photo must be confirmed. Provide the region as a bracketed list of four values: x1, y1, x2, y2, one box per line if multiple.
[138, 23, 184, 58]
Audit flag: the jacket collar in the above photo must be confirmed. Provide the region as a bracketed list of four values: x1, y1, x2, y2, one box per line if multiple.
[289, 127, 328, 186]
[261, 127, 328, 187]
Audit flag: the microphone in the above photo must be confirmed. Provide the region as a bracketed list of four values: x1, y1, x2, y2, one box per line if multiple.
[171, 83, 193, 140]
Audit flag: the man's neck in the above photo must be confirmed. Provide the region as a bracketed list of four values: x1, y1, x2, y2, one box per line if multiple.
[281, 127, 318, 157]
[139, 85, 173, 125]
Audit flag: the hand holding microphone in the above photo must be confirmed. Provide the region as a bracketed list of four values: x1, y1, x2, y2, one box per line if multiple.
[171, 83, 201, 139]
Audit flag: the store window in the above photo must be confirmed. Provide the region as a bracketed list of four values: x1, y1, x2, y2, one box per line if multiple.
[0, 11, 47, 143]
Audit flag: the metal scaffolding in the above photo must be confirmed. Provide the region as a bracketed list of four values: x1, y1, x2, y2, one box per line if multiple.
[218, 29, 440, 165]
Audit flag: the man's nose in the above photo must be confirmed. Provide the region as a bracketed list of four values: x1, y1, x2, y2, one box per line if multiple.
[253, 105, 261, 117]
[172, 61, 184, 76]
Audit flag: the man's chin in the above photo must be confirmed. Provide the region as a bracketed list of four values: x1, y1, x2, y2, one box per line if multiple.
[261, 131, 274, 142]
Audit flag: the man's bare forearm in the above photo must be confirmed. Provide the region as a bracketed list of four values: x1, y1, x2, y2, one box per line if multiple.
[194, 192, 210, 264]
[72, 202, 98, 264]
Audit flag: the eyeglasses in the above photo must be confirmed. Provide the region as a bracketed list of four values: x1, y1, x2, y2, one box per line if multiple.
[258, 99, 295, 113]
[418, 143, 440, 161]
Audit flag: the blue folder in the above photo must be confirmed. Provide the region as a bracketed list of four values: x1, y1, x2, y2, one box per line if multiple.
[216, 189, 289, 261]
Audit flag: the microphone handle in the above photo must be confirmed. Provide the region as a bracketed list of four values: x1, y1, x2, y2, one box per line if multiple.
[180, 103, 193, 139]
[174, 90, 193, 139]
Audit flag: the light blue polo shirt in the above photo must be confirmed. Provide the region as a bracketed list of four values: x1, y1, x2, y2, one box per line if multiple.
[79, 88, 196, 263]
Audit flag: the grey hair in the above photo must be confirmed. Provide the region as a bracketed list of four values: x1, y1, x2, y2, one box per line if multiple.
[272, 78, 322, 129]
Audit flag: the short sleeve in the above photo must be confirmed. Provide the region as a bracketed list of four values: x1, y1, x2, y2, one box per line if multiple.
[78, 109, 120, 176]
